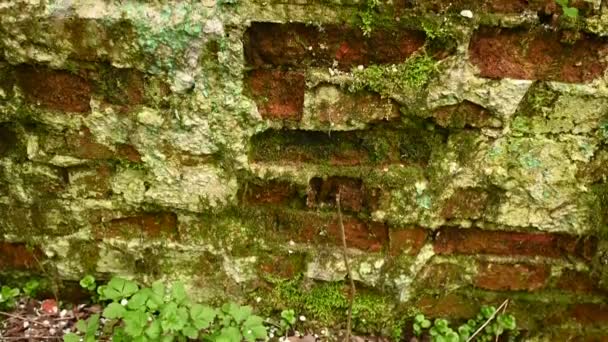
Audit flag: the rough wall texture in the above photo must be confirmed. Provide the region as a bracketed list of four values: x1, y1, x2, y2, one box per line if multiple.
[1, 0, 608, 339]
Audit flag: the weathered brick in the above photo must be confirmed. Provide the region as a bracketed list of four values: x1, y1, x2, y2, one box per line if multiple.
[247, 70, 305, 121]
[416, 262, 467, 289]
[245, 22, 425, 70]
[307, 176, 380, 213]
[65, 128, 141, 162]
[258, 252, 306, 279]
[475, 262, 549, 291]
[242, 180, 302, 206]
[434, 228, 597, 260]
[17, 65, 92, 113]
[469, 27, 608, 83]
[96, 212, 178, 240]
[304, 85, 399, 127]
[0, 242, 42, 271]
[440, 187, 491, 220]
[432, 101, 497, 129]
[68, 164, 113, 199]
[389, 227, 427, 256]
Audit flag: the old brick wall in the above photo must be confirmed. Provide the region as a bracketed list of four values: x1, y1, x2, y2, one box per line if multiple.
[1, 0, 608, 339]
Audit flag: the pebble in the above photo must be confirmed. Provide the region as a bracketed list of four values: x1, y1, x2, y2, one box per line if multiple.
[460, 9, 473, 18]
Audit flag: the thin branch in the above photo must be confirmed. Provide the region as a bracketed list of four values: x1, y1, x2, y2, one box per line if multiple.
[337, 192, 355, 342]
[495, 300, 510, 342]
[1, 337, 61, 341]
[0, 311, 31, 321]
[467, 299, 509, 342]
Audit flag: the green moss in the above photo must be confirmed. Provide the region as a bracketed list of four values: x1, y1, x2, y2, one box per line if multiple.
[517, 82, 558, 118]
[304, 282, 349, 323]
[67, 242, 100, 274]
[589, 183, 608, 238]
[349, 54, 437, 96]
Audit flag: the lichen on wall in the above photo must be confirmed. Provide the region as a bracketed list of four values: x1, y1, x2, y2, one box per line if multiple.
[1, 0, 608, 338]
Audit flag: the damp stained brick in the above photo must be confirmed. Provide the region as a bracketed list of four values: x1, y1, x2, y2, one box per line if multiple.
[475, 261, 549, 291]
[250, 123, 443, 166]
[97, 212, 179, 240]
[245, 22, 426, 70]
[469, 27, 608, 83]
[307, 176, 381, 213]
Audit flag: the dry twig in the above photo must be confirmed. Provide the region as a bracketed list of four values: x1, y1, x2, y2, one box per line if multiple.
[337, 192, 355, 342]
[467, 299, 509, 342]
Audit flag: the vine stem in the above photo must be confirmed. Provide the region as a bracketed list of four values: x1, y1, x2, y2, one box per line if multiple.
[467, 299, 509, 342]
[337, 192, 355, 342]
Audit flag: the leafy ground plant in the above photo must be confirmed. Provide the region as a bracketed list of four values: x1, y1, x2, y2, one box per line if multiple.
[412, 301, 518, 342]
[64, 276, 269, 342]
[0, 279, 40, 310]
[556, 0, 579, 18]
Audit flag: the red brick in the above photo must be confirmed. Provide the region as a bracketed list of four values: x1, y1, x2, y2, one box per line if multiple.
[469, 27, 608, 83]
[434, 228, 597, 260]
[248, 70, 304, 121]
[555, 270, 600, 294]
[242, 180, 301, 205]
[0, 242, 42, 271]
[389, 228, 427, 256]
[475, 262, 549, 291]
[17, 65, 92, 113]
[245, 22, 425, 70]
[96, 212, 178, 240]
[290, 212, 388, 252]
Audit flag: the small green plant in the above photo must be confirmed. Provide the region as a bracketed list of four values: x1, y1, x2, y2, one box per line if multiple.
[22, 279, 41, 298]
[358, 0, 380, 36]
[556, 0, 579, 18]
[280, 309, 296, 330]
[79, 275, 97, 292]
[65, 276, 269, 342]
[64, 314, 100, 342]
[0, 285, 20, 310]
[413, 304, 518, 342]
